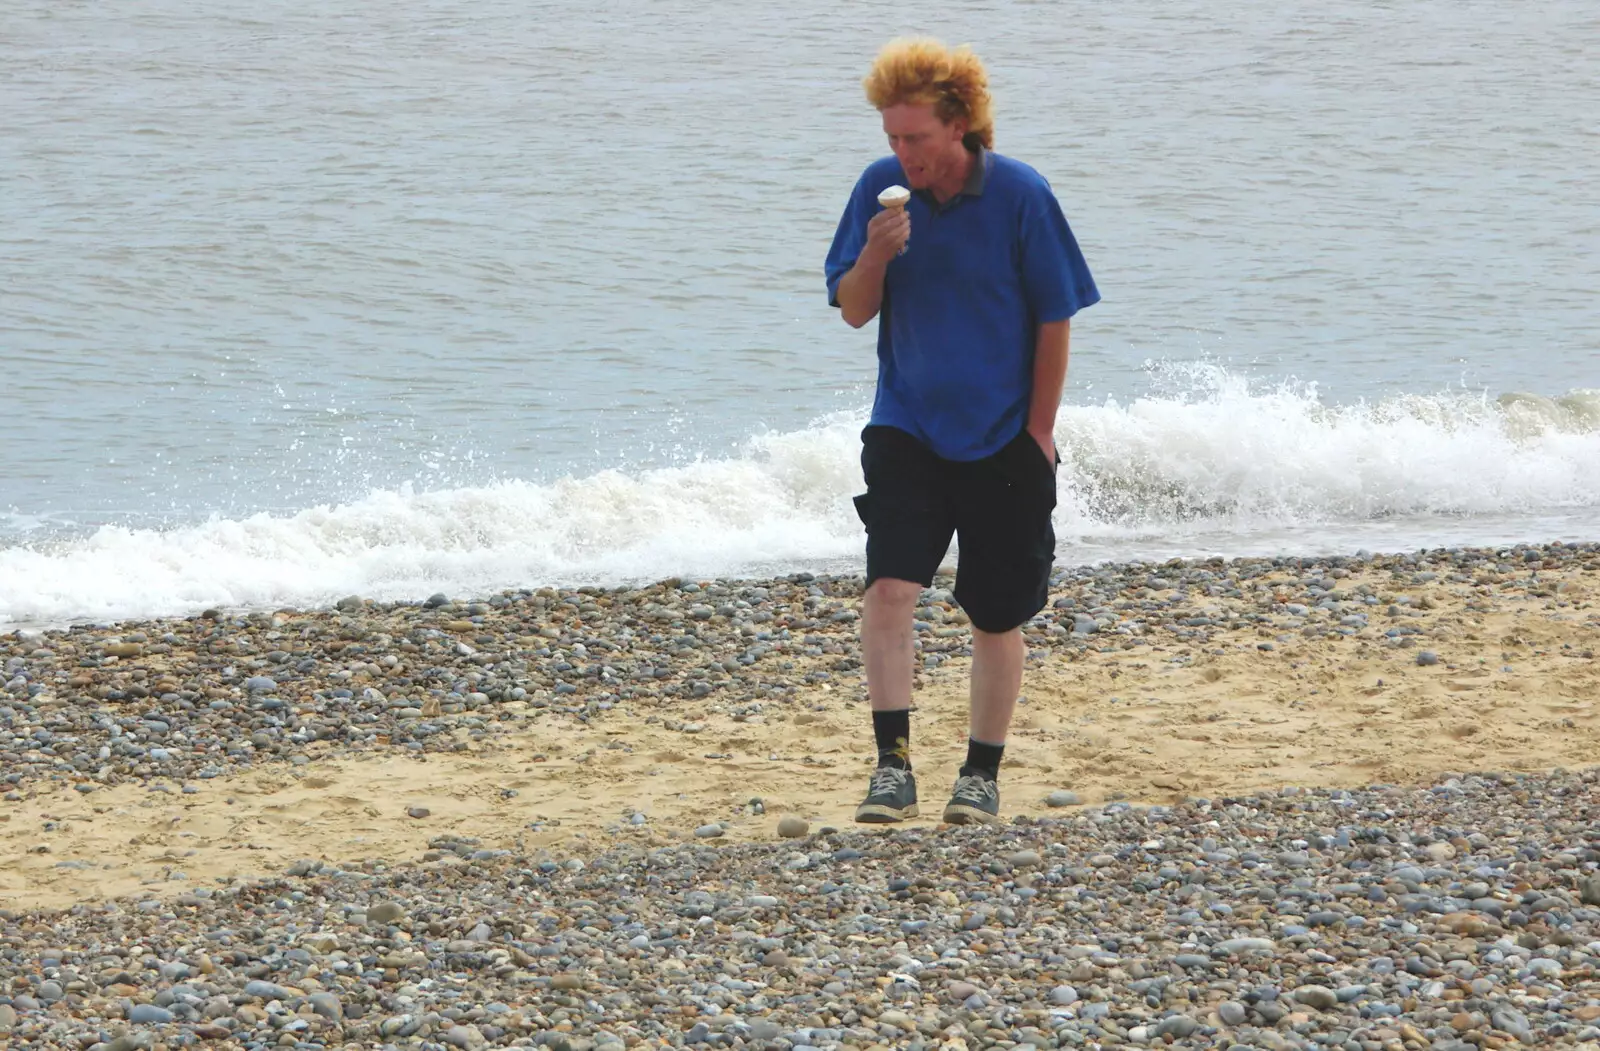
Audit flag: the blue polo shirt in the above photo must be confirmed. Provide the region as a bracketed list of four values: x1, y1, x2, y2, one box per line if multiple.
[825, 149, 1100, 461]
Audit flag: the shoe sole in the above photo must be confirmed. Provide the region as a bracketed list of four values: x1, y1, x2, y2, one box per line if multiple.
[943, 803, 1001, 826]
[855, 802, 919, 823]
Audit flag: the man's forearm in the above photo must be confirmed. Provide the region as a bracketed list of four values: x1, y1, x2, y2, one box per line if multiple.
[836, 256, 890, 329]
[1027, 319, 1071, 446]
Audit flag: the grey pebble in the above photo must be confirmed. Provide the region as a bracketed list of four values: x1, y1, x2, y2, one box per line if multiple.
[1294, 985, 1338, 1010]
[126, 1003, 173, 1024]
[243, 979, 294, 1000]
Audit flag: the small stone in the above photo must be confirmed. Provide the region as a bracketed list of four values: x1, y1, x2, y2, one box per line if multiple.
[550, 974, 584, 990]
[407, 806, 430, 819]
[950, 981, 980, 1001]
[128, 1003, 174, 1023]
[367, 902, 406, 924]
[1491, 1007, 1532, 1040]
[440, 1023, 486, 1049]
[1417, 650, 1440, 666]
[308, 993, 343, 1021]
[1156, 1016, 1199, 1038]
[1425, 841, 1456, 861]
[1045, 789, 1081, 807]
[694, 823, 724, 839]
[0, 1005, 15, 1032]
[243, 979, 294, 1001]
[1294, 985, 1338, 1011]
[1050, 984, 1078, 1006]
[879, 1010, 914, 1030]
[1218, 1001, 1247, 1026]
[1579, 877, 1600, 906]
[1215, 937, 1276, 955]
[776, 815, 809, 838]
[1009, 849, 1042, 868]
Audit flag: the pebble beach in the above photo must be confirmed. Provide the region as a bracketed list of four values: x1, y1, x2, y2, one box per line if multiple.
[3, 542, 1599, 1051]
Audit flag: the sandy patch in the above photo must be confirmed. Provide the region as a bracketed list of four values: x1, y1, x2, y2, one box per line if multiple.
[4, 574, 1595, 912]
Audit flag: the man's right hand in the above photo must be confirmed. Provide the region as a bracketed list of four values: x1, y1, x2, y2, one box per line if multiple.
[862, 207, 911, 267]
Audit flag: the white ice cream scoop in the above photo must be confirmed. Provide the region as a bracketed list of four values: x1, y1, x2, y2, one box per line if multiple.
[877, 184, 911, 209]
[877, 185, 911, 254]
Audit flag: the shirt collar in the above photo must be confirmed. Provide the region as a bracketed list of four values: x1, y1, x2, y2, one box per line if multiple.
[962, 146, 989, 196]
[915, 146, 988, 211]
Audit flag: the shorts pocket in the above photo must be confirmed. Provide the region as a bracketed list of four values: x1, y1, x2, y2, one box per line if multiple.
[998, 431, 1057, 507]
[852, 491, 872, 528]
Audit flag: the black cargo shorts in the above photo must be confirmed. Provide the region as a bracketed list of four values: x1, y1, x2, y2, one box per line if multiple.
[851, 424, 1057, 634]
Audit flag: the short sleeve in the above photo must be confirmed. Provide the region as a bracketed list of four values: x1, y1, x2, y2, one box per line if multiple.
[825, 173, 875, 307]
[1020, 183, 1101, 323]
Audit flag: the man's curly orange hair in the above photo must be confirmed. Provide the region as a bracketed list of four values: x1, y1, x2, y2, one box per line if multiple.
[863, 38, 994, 152]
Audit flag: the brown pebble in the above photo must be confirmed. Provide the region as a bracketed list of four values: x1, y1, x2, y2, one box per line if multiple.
[550, 974, 583, 990]
[949, 981, 979, 1001]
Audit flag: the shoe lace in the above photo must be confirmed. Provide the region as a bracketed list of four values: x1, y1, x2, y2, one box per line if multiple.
[951, 774, 997, 805]
[869, 766, 909, 796]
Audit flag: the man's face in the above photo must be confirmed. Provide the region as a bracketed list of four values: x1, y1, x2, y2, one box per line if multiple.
[881, 102, 966, 189]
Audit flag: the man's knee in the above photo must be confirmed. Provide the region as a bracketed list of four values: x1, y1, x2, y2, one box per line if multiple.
[864, 577, 923, 614]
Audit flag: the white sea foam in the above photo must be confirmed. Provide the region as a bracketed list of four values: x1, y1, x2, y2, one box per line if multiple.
[3, 370, 1597, 628]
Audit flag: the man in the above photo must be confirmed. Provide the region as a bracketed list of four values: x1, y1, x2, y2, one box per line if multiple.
[824, 38, 1100, 825]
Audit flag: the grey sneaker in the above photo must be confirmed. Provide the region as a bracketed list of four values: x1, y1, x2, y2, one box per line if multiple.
[943, 774, 1000, 825]
[855, 765, 919, 823]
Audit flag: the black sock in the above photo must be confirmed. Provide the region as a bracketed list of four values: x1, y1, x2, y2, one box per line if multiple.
[872, 708, 911, 769]
[961, 738, 1005, 782]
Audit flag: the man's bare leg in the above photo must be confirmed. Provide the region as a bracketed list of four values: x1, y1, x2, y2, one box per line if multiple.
[862, 577, 922, 713]
[855, 577, 923, 822]
[944, 625, 1023, 824]
[969, 626, 1023, 744]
